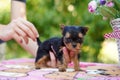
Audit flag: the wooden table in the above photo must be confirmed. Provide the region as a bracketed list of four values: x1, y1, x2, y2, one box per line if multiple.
[0, 58, 120, 80]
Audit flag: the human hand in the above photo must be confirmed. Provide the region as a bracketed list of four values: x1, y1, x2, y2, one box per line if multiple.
[47, 47, 71, 68]
[0, 18, 39, 44]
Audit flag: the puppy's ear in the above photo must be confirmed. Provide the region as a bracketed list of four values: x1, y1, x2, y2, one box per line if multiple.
[81, 27, 89, 35]
[60, 24, 65, 30]
[59, 24, 67, 35]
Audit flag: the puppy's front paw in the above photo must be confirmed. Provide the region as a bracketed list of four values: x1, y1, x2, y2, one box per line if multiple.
[59, 66, 66, 72]
[35, 63, 41, 69]
[75, 67, 80, 71]
[35, 67, 40, 69]
[75, 67, 85, 72]
[59, 68, 66, 72]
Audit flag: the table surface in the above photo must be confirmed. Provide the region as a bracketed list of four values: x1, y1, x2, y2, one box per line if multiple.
[0, 58, 120, 80]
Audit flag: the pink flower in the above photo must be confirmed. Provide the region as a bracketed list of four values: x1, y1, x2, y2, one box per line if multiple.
[88, 0, 120, 20]
[88, 0, 97, 13]
[106, 1, 114, 7]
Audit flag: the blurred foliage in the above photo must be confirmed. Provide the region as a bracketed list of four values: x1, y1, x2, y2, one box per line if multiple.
[0, 0, 113, 63]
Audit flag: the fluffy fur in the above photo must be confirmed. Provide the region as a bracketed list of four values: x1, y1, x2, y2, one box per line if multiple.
[35, 25, 88, 72]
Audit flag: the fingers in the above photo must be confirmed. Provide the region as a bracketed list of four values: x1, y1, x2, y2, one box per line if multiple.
[13, 33, 23, 43]
[15, 20, 36, 41]
[49, 51, 56, 67]
[14, 26, 27, 38]
[49, 47, 71, 68]
[23, 36, 29, 44]
[13, 26, 29, 43]
[12, 18, 39, 43]
[63, 47, 71, 63]
[20, 18, 39, 37]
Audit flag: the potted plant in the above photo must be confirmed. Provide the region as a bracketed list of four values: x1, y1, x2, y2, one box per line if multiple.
[88, 0, 120, 65]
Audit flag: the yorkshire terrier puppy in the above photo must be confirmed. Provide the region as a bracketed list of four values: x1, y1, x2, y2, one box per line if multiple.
[35, 24, 88, 72]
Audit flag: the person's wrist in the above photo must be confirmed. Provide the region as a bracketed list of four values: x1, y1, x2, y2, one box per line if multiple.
[0, 33, 5, 44]
[0, 26, 3, 40]
[0, 25, 5, 42]
[13, 0, 26, 3]
[0, 32, 5, 43]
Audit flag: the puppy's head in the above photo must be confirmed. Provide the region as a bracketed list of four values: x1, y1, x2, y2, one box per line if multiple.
[60, 24, 88, 52]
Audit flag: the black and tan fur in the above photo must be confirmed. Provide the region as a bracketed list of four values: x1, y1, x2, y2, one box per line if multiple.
[35, 25, 88, 72]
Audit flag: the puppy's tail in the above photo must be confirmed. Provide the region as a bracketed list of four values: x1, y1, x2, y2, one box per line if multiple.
[37, 37, 41, 46]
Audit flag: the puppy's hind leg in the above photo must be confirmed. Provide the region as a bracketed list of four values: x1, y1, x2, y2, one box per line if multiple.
[35, 55, 50, 69]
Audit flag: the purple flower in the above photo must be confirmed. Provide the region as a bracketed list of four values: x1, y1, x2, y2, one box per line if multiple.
[88, 0, 97, 13]
[99, 0, 106, 5]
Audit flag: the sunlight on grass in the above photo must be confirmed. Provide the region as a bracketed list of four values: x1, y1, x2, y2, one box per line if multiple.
[99, 40, 119, 63]
[0, 0, 10, 12]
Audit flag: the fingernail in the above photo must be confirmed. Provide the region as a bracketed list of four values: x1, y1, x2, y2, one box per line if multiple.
[26, 40, 28, 44]
[20, 39, 23, 43]
[33, 38, 36, 41]
[37, 34, 39, 37]
[36, 32, 39, 37]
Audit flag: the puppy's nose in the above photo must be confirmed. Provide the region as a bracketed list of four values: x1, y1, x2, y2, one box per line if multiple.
[72, 44, 76, 48]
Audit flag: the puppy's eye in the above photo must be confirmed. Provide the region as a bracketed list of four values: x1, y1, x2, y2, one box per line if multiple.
[76, 38, 83, 43]
[66, 38, 72, 42]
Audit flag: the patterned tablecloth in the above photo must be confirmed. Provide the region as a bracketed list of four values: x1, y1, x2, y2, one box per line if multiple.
[0, 58, 120, 80]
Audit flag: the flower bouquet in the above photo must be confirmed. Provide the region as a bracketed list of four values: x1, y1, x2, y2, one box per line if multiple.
[88, 0, 120, 65]
[88, 0, 120, 20]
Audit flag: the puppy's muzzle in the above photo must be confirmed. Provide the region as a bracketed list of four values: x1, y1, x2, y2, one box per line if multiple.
[72, 44, 77, 48]
[72, 42, 77, 48]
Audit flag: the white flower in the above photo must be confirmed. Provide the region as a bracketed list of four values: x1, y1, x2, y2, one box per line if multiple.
[88, 0, 97, 13]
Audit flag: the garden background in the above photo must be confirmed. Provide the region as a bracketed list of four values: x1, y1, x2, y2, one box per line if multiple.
[0, 0, 118, 63]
